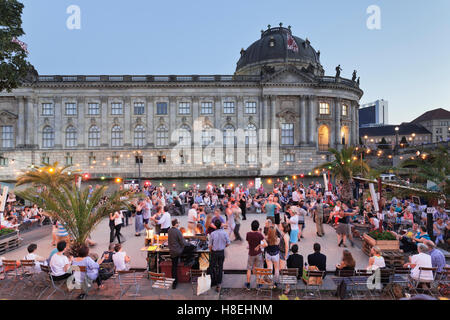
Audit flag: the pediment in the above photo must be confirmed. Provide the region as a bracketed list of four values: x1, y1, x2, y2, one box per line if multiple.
[276, 109, 299, 122]
[262, 66, 315, 84]
[0, 111, 18, 125]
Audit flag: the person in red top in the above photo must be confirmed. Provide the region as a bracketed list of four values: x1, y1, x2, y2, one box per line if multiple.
[245, 220, 264, 290]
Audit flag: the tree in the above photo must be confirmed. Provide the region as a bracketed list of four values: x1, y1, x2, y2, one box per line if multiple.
[315, 146, 371, 202]
[15, 163, 136, 256]
[400, 146, 450, 198]
[0, 0, 36, 92]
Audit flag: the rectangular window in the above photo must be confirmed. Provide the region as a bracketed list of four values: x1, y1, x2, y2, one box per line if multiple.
[281, 123, 294, 145]
[88, 103, 100, 115]
[88, 155, 96, 165]
[158, 155, 167, 164]
[283, 154, 295, 163]
[1, 126, 14, 148]
[245, 101, 257, 114]
[342, 104, 348, 116]
[223, 102, 235, 114]
[65, 155, 73, 166]
[112, 156, 120, 166]
[41, 154, 49, 164]
[135, 155, 143, 164]
[248, 153, 257, 164]
[65, 103, 77, 115]
[134, 102, 145, 115]
[178, 102, 190, 115]
[319, 102, 330, 115]
[156, 102, 168, 115]
[111, 102, 123, 115]
[0, 157, 8, 167]
[201, 102, 213, 114]
[225, 153, 234, 164]
[42, 103, 54, 116]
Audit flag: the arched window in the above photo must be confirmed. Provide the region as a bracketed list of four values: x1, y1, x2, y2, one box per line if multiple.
[65, 126, 77, 147]
[42, 126, 55, 148]
[223, 124, 235, 146]
[341, 126, 349, 146]
[202, 125, 213, 147]
[156, 125, 168, 146]
[245, 124, 257, 145]
[111, 125, 123, 147]
[318, 125, 330, 151]
[134, 125, 146, 147]
[88, 126, 100, 147]
[178, 125, 191, 146]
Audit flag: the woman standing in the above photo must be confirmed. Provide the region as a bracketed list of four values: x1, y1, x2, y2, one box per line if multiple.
[109, 212, 116, 243]
[262, 226, 280, 287]
[287, 206, 299, 245]
[225, 202, 235, 239]
[278, 222, 290, 270]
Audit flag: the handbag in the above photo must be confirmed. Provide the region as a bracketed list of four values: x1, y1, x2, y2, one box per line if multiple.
[197, 273, 211, 296]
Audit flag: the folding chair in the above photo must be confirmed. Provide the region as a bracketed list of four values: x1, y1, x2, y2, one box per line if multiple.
[68, 266, 93, 300]
[351, 270, 373, 300]
[393, 267, 416, 295]
[370, 268, 394, 299]
[279, 268, 299, 297]
[117, 270, 141, 300]
[18, 260, 39, 296]
[412, 267, 437, 297]
[40, 265, 69, 300]
[148, 271, 175, 299]
[1, 260, 22, 296]
[255, 268, 274, 299]
[190, 269, 205, 295]
[303, 270, 325, 300]
[331, 269, 355, 299]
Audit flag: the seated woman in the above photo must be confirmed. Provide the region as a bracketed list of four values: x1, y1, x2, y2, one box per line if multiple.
[335, 249, 356, 275]
[366, 246, 386, 271]
[112, 243, 130, 271]
[71, 245, 102, 296]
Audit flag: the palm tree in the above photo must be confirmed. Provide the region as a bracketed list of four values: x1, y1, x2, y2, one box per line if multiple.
[315, 146, 371, 202]
[15, 163, 136, 255]
[400, 146, 450, 197]
[16, 162, 77, 188]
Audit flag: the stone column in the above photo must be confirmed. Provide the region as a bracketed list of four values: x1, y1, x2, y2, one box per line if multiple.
[270, 96, 277, 144]
[214, 97, 221, 130]
[308, 96, 318, 146]
[237, 96, 245, 130]
[124, 97, 132, 147]
[32, 98, 38, 147]
[300, 96, 307, 145]
[355, 102, 360, 145]
[192, 96, 199, 123]
[54, 96, 62, 148]
[169, 97, 177, 145]
[146, 97, 154, 147]
[17, 97, 25, 147]
[334, 98, 341, 147]
[100, 96, 108, 147]
[77, 97, 86, 147]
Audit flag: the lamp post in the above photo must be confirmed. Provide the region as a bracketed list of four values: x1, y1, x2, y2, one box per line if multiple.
[364, 135, 368, 148]
[135, 150, 143, 189]
[411, 133, 416, 146]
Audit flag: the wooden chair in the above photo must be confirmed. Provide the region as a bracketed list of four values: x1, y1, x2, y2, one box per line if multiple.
[1, 260, 23, 296]
[255, 268, 274, 299]
[279, 268, 299, 297]
[303, 270, 325, 300]
[413, 267, 437, 296]
[148, 271, 175, 299]
[117, 270, 141, 300]
[190, 269, 206, 295]
[68, 265, 93, 300]
[18, 260, 39, 295]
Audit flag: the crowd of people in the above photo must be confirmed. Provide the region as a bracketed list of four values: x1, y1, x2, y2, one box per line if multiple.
[1, 178, 449, 297]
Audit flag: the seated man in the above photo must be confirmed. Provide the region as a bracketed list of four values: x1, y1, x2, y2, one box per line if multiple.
[24, 243, 46, 273]
[307, 243, 327, 278]
[403, 243, 434, 288]
[424, 240, 446, 273]
[49, 241, 73, 281]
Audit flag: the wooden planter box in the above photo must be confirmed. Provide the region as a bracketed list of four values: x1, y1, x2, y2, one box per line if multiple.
[362, 233, 399, 256]
[0, 230, 20, 254]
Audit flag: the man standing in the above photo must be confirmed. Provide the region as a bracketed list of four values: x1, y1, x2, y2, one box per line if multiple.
[142, 197, 153, 230]
[244, 220, 265, 290]
[168, 219, 195, 289]
[208, 219, 230, 292]
[187, 204, 199, 234]
[315, 197, 325, 237]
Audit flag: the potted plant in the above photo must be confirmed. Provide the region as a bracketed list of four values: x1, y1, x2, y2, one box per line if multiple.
[362, 230, 399, 255]
[0, 226, 17, 241]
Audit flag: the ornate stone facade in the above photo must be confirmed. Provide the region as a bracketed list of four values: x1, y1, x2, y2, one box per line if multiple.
[0, 26, 363, 182]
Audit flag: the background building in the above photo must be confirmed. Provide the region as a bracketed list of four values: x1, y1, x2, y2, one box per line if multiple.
[411, 108, 450, 143]
[0, 25, 363, 182]
[359, 99, 389, 128]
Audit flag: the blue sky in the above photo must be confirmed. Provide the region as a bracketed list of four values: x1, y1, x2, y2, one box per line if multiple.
[20, 0, 450, 124]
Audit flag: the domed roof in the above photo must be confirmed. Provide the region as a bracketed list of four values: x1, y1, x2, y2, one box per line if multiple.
[236, 25, 322, 75]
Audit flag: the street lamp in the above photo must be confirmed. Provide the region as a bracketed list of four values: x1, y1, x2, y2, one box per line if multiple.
[411, 133, 416, 146]
[364, 135, 368, 147]
[395, 126, 399, 154]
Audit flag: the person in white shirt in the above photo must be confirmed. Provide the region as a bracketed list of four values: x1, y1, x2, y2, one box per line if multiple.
[292, 189, 300, 205]
[187, 204, 198, 234]
[366, 246, 386, 271]
[404, 243, 434, 285]
[112, 243, 130, 271]
[151, 205, 171, 234]
[24, 243, 46, 273]
[49, 241, 72, 280]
